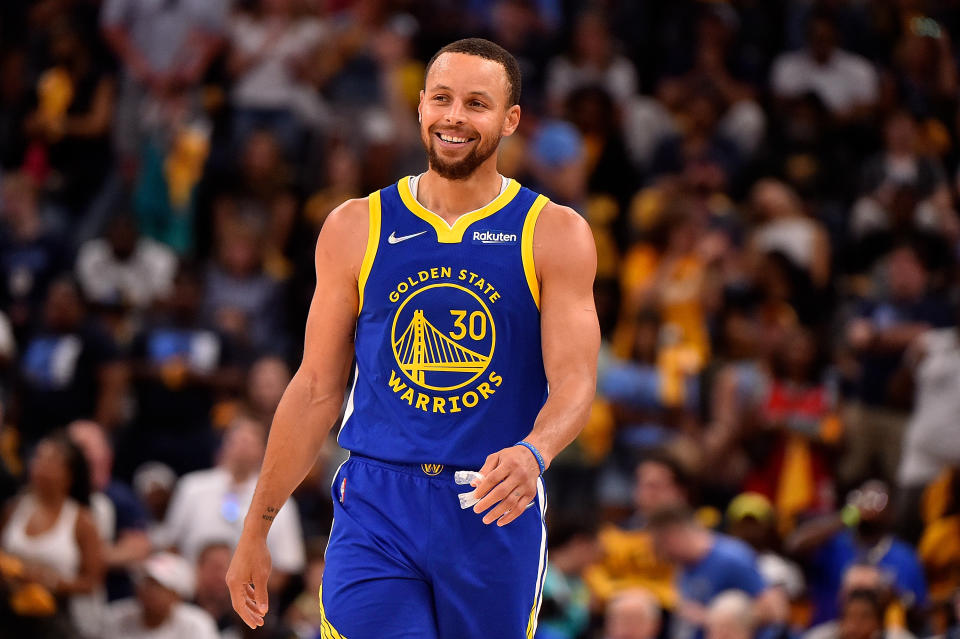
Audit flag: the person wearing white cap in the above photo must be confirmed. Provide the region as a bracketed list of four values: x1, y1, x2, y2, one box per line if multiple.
[103, 552, 219, 639]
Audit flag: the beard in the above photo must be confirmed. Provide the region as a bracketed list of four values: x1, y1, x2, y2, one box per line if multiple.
[422, 124, 501, 180]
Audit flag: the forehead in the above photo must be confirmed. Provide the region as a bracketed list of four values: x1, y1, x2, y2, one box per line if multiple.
[426, 52, 510, 102]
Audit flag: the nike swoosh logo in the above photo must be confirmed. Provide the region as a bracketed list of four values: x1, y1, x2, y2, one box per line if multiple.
[388, 230, 428, 244]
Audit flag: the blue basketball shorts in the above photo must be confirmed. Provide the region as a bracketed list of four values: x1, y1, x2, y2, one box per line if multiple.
[319, 454, 548, 638]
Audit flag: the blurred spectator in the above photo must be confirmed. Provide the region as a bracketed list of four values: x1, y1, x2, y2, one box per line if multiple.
[917, 468, 960, 611]
[586, 452, 692, 610]
[883, 17, 958, 133]
[75, 214, 177, 313]
[840, 243, 952, 487]
[545, 9, 637, 112]
[0, 433, 104, 636]
[122, 264, 242, 477]
[15, 277, 126, 448]
[192, 541, 235, 635]
[749, 179, 830, 293]
[726, 493, 806, 604]
[100, 0, 227, 173]
[525, 119, 587, 208]
[804, 564, 915, 639]
[24, 18, 116, 241]
[770, 8, 879, 124]
[284, 542, 327, 637]
[603, 587, 662, 639]
[103, 552, 218, 639]
[648, 505, 785, 639]
[850, 111, 956, 267]
[786, 481, 927, 628]
[210, 129, 298, 281]
[837, 590, 889, 639]
[705, 590, 757, 639]
[131, 462, 177, 541]
[0, 48, 30, 170]
[740, 327, 841, 528]
[153, 416, 305, 594]
[898, 319, 960, 496]
[656, 6, 765, 159]
[203, 217, 288, 356]
[0, 171, 68, 334]
[68, 420, 151, 601]
[227, 0, 327, 157]
[538, 516, 598, 639]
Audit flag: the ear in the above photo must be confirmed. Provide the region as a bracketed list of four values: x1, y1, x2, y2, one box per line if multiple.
[501, 104, 521, 137]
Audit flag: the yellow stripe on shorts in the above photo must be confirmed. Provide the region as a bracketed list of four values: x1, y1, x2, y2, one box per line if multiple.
[318, 585, 348, 639]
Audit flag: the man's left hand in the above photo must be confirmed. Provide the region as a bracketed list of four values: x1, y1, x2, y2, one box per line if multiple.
[471, 446, 541, 526]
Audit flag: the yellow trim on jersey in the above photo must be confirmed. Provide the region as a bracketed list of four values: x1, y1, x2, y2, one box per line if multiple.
[521, 195, 549, 310]
[318, 586, 348, 638]
[357, 191, 382, 314]
[396, 176, 522, 243]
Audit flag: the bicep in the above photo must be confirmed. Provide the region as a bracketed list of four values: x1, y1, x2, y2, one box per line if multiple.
[537, 208, 600, 386]
[296, 199, 368, 395]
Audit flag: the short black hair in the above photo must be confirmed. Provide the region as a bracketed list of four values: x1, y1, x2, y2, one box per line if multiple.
[425, 38, 522, 106]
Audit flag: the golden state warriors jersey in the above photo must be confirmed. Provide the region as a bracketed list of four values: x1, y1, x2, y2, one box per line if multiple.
[339, 176, 550, 468]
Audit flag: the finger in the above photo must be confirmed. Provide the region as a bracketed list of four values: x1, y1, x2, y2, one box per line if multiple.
[473, 453, 500, 488]
[227, 579, 255, 627]
[483, 491, 525, 525]
[251, 574, 269, 615]
[472, 463, 509, 501]
[241, 584, 265, 627]
[497, 494, 535, 527]
[473, 477, 519, 514]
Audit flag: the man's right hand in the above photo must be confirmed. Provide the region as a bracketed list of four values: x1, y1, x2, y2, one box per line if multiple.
[225, 536, 272, 629]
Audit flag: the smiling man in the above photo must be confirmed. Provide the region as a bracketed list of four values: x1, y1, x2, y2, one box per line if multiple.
[226, 38, 599, 638]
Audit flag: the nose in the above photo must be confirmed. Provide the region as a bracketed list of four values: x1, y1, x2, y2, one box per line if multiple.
[444, 100, 466, 125]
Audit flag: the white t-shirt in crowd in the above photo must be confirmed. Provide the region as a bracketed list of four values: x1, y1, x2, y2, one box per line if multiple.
[76, 237, 177, 311]
[900, 328, 960, 486]
[153, 467, 306, 574]
[103, 599, 220, 639]
[770, 48, 878, 114]
[229, 15, 326, 111]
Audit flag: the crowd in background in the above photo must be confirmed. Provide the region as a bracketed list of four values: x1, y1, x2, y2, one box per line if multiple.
[1, 0, 960, 638]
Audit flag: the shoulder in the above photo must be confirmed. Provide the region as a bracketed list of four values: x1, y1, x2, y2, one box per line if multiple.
[713, 534, 757, 564]
[314, 196, 371, 271]
[533, 202, 595, 264]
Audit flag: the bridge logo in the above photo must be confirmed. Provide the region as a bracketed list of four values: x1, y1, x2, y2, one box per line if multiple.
[391, 283, 496, 392]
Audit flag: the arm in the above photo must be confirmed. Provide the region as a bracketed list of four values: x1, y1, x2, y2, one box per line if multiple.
[226, 198, 368, 629]
[60, 508, 104, 595]
[471, 203, 600, 526]
[63, 77, 116, 138]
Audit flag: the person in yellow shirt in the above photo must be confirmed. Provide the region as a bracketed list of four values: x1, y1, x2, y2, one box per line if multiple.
[585, 450, 693, 610]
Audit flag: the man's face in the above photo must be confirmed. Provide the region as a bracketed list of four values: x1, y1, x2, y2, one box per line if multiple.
[418, 52, 519, 180]
[635, 462, 685, 516]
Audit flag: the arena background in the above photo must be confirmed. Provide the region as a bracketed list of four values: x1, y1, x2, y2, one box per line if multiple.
[1, 1, 960, 638]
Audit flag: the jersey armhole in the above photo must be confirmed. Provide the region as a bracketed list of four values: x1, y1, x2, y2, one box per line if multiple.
[521, 195, 549, 311]
[357, 191, 382, 314]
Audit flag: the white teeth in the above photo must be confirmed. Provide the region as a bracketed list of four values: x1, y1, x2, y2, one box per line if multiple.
[439, 134, 469, 143]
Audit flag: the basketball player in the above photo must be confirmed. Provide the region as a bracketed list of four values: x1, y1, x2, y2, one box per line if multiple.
[226, 38, 600, 638]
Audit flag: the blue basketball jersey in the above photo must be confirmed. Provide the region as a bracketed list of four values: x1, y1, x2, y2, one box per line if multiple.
[338, 176, 550, 468]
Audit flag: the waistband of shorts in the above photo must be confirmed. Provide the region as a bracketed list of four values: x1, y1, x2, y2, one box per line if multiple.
[348, 453, 467, 480]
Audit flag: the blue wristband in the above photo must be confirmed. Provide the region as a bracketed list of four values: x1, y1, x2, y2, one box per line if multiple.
[515, 441, 545, 476]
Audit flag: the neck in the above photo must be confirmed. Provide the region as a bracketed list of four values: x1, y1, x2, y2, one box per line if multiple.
[417, 163, 503, 223]
[141, 607, 170, 629]
[34, 489, 66, 508]
[227, 465, 255, 484]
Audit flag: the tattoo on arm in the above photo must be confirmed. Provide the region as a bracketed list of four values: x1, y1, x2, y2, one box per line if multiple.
[262, 506, 278, 522]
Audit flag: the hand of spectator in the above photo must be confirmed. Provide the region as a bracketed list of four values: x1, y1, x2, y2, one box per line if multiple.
[226, 536, 271, 629]
[677, 598, 708, 626]
[470, 445, 542, 527]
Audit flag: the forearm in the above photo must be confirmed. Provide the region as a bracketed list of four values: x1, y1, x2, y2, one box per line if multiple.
[242, 371, 343, 538]
[523, 374, 596, 468]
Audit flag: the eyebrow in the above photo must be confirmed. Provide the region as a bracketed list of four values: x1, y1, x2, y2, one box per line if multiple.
[430, 85, 496, 103]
